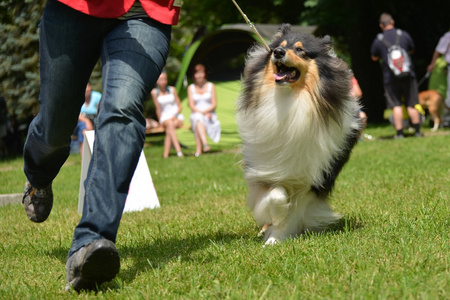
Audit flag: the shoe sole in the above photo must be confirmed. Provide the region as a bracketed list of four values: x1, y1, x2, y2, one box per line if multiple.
[26, 200, 53, 223]
[23, 182, 53, 223]
[70, 240, 120, 292]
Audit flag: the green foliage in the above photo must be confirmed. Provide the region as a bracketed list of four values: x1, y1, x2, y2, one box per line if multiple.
[0, 0, 44, 121]
[165, 25, 194, 85]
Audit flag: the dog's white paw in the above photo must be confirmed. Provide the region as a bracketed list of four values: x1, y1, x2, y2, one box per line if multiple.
[264, 237, 280, 246]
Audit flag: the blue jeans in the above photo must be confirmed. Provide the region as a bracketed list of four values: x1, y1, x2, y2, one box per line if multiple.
[23, 0, 172, 257]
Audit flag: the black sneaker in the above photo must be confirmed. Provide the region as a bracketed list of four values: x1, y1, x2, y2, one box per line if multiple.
[65, 239, 120, 292]
[22, 181, 53, 223]
[394, 133, 405, 139]
[414, 132, 424, 137]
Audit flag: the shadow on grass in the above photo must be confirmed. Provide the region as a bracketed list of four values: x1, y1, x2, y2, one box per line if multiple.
[118, 230, 254, 284]
[255, 215, 364, 243]
[44, 215, 362, 293]
[45, 229, 255, 292]
[325, 215, 364, 233]
[377, 132, 424, 140]
[46, 246, 69, 263]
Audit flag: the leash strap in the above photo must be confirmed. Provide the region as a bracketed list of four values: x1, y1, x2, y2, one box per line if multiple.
[417, 71, 430, 87]
[231, 0, 271, 52]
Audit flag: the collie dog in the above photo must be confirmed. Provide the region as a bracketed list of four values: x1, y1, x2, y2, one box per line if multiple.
[418, 90, 444, 131]
[236, 24, 362, 245]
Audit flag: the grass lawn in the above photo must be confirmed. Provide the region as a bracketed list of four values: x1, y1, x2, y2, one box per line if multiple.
[0, 81, 449, 298]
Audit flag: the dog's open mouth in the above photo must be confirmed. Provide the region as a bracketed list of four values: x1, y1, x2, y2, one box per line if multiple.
[273, 62, 300, 84]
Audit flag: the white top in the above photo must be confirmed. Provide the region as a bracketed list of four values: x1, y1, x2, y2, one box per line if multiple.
[436, 32, 450, 64]
[157, 87, 183, 124]
[189, 82, 221, 143]
[190, 82, 214, 111]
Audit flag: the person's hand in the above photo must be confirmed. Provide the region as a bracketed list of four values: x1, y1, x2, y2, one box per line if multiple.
[426, 63, 434, 73]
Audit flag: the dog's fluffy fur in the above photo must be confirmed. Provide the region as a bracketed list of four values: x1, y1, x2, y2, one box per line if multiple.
[418, 90, 444, 131]
[236, 24, 361, 245]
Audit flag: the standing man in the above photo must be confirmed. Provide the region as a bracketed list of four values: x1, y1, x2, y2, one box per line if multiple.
[370, 12, 422, 138]
[427, 30, 450, 125]
[21, 0, 181, 292]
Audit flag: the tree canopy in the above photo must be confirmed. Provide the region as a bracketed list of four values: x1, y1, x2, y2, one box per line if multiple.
[0, 0, 44, 122]
[1, 0, 449, 124]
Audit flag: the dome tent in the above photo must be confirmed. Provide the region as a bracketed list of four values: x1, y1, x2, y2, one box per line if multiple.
[175, 23, 317, 94]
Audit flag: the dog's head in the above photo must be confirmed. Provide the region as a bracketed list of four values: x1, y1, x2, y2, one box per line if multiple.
[268, 24, 335, 88]
[239, 24, 353, 122]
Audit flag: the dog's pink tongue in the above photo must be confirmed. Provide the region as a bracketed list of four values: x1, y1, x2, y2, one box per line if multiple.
[274, 72, 289, 81]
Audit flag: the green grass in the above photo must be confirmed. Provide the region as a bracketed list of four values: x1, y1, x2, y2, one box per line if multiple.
[1, 86, 449, 298]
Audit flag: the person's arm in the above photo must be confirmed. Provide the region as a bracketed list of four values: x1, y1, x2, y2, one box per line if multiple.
[151, 89, 162, 122]
[204, 83, 217, 113]
[370, 39, 380, 62]
[405, 32, 416, 55]
[187, 85, 198, 113]
[350, 77, 363, 100]
[78, 113, 93, 130]
[427, 50, 442, 73]
[172, 86, 182, 115]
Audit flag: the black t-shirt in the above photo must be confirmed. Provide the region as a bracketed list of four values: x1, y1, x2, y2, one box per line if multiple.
[370, 28, 416, 83]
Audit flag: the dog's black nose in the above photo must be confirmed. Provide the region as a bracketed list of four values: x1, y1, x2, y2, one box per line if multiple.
[273, 47, 286, 59]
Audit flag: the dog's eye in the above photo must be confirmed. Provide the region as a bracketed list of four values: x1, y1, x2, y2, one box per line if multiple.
[296, 47, 303, 52]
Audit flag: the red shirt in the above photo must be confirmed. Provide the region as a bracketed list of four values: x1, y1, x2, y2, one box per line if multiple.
[57, 0, 181, 25]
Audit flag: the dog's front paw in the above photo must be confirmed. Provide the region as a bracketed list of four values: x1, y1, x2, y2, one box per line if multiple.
[264, 237, 280, 246]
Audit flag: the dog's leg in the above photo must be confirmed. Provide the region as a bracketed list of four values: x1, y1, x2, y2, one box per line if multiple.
[430, 111, 440, 132]
[264, 219, 293, 245]
[247, 183, 291, 243]
[258, 223, 272, 237]
[302, 192, 342, 232]
[253, 185, 289, 227]
[429, 104, 440, 132]
[261, 186, 293, 245]
[431, 120, 439, 132]
[263, 191, 341, 245]
[246, 181, 272, 226]
[263, 197, 301, 245]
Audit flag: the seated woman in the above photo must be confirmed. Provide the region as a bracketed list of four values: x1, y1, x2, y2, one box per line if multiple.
[81, 82, 102, 128]
[188, 63, 221, 157]
[72, 83, 101, 156]
[151, 71, 184, 158]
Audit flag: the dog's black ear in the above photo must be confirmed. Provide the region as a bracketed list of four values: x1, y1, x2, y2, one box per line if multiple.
[322, 35, 336, 57]
[273, 23, 291, 39]
[279, 23, 291, 35]
[322, 35, 333, 48]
